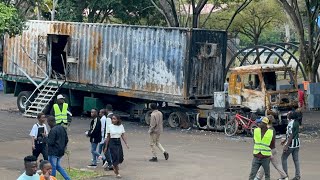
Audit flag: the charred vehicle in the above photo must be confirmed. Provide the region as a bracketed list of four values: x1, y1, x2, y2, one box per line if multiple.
[196, 64, 299, 131]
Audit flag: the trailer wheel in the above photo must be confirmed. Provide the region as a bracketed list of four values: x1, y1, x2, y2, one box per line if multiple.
[168, 112, 186, 128]
[224, 118, 238, 136]
[17, 91, 33, 113]
[144, 110, 153, 125]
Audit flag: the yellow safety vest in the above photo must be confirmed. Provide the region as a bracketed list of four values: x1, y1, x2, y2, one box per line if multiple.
[253, 128, 273, 156]
[53, 103, 68, 124]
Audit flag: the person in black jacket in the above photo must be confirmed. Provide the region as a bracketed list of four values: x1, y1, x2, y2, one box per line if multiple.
[87, 109, 102, 168]
[47, 116, 70, 180]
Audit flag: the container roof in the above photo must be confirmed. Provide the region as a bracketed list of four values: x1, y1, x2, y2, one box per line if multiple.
[230, 64, 289, 72]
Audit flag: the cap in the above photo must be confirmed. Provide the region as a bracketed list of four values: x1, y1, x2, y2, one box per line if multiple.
[57, 94, 65, 99]
[261, 117, 269, 124]
[255, 117, 262, 123]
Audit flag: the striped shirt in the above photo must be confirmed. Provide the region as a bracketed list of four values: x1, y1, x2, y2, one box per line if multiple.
[286, 120, 300, 148]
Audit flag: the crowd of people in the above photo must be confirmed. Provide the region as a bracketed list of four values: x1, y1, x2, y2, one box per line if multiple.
[17, 94, 169, 179]
[249, 111, 301, 180]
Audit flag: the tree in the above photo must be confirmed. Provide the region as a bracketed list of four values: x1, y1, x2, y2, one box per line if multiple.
[230, 0, 285, 46]
[277, 0, 320, 82]
[0, 2, 25, 37]
[150, 0, 229, 28]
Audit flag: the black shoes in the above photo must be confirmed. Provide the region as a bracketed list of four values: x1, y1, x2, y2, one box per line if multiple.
[164, 152, 169, 160]
[149, 157, 158, 162]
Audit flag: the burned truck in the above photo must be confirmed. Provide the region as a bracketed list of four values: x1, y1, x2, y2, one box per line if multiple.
[196, 64, 299, 131]
[0, 20, 227, 127]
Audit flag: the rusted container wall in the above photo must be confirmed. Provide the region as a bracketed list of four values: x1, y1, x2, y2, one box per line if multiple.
[188, 30, 227, 98]
[4, 21, 227, 103]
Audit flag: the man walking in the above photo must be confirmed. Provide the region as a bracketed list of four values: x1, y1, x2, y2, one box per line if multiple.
[51, 94, 72, 129]
[17, 155, 40, 180]
[29, 113, 48, 161]
[249, 117, 275, 180]
[87, 109, 102, 168]
[148, 103, 169, 162]
[103, 104, 114, 170]
[47, 116, 71, 180]
[255, 115, 288, 180]
[98, 109, 107, 164]
[281, 112, 301, 180]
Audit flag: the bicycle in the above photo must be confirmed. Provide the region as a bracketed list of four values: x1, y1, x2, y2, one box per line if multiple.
[224, 113, 258, 136]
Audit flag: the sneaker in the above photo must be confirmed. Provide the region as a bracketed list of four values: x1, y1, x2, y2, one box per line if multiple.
[277, 177, 289, 180]
[102, 161, 108, 168]
[116, 174, 122, 178]
[149, 157, 158, 162]
[108, 165, 114, 170]
[87, 164, 97, 168]
[164, 152, 169, 160]
[291, 177, 300, 180]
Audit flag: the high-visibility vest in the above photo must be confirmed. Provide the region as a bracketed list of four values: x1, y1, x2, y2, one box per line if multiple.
[53, 103, 68, 124]
[253, 128, 273, 156]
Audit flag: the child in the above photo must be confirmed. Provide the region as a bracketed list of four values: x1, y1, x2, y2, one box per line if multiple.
[39, 160, 57, 180]
[30, 113, 48, 160]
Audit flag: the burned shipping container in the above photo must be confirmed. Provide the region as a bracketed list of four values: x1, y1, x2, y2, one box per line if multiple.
[3, 20, 227, 105]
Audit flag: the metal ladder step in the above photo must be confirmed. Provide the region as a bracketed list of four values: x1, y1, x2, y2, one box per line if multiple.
[24, 78, 62, 118]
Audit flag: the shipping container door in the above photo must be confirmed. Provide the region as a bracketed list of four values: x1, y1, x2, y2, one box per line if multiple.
[188, 30, 227, 99]
[37, 35, 48, 77]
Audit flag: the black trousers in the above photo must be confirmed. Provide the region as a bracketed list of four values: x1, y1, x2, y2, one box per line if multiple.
[32, 143, 48, 160]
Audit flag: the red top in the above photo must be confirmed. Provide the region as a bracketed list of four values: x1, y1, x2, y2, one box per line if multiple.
[298, 89, 305, 103]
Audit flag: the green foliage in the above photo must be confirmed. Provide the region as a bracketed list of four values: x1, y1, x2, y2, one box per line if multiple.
[55, 0, 165, 26]
[0, 2, 25, 37]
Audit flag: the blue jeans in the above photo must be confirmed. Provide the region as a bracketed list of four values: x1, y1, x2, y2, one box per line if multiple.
[91, 143, 101, 165]
[48, 156, 70, 180]
[98, 143, 104, 156]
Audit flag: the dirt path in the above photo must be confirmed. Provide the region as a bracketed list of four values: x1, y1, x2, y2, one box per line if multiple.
[0, 92, 319, 180]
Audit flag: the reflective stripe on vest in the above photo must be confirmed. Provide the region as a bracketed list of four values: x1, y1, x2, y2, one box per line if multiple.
[53, 103, 68, 124]
[253, 128, 273, 156]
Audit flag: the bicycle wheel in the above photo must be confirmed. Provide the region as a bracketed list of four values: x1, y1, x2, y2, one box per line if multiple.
[249, 123, 258, 136]
[224, 118, 238, 136]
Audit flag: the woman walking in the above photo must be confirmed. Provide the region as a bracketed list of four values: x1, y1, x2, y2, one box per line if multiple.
[104, 114, 129, 178]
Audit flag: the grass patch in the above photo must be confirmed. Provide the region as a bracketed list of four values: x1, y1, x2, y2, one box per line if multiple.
[56, 168, 102, 180]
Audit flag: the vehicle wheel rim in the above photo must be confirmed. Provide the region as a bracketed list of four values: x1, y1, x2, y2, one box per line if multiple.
[19, 96, 27, 110]
[169, 113, 181, 128]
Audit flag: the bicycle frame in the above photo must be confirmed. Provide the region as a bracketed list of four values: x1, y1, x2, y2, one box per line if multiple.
[234, 113, 257, 130]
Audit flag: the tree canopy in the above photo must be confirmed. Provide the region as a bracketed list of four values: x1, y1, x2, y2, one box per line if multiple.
[0, 2, 25, 37]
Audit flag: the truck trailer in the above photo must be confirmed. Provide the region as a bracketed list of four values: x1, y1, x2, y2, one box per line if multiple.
[0, 20, 227, 128]
[0, 20, 298, 131]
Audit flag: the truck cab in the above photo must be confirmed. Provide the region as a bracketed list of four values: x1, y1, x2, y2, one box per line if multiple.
[228, 64, 298, 125]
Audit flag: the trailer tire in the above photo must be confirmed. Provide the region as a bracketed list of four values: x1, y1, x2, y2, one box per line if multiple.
[168, 112, 186, 128]
[144, 110, 153, 125]
[17, 91, 33, 113]
[224, 118, 238, 136]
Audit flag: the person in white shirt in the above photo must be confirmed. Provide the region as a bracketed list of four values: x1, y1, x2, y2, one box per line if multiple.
[17, 155, 40, 180]
[98, 109, 107, 161]
[102, 104, 114, 170]
[104, 114, 129, 178]
[30, 113, 48, 160]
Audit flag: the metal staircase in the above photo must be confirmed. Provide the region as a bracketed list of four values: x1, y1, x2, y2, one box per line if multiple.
[23, 79, 63, 118]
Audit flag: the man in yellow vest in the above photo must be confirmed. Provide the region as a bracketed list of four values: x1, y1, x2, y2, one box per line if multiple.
[51, 94, 72, 129]
[249, 117, 275, 180]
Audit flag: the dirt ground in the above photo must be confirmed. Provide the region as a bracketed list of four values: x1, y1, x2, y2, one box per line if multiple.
[0, 92, 319, 180]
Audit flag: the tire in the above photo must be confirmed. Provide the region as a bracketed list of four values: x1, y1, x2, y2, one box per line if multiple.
[144, 110, 153, 125]
[249, 123, 258, 136]
[168, 112, 185, 128]
[17, 91, 33, 113]
[224, 118, 238, 136]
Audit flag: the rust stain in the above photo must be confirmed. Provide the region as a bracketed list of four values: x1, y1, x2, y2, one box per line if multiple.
[50, 22, 73, 35]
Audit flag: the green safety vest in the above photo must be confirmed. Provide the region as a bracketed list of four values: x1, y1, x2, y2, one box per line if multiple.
[253, 128, 273, 156]
[53, 103, 68, 124]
